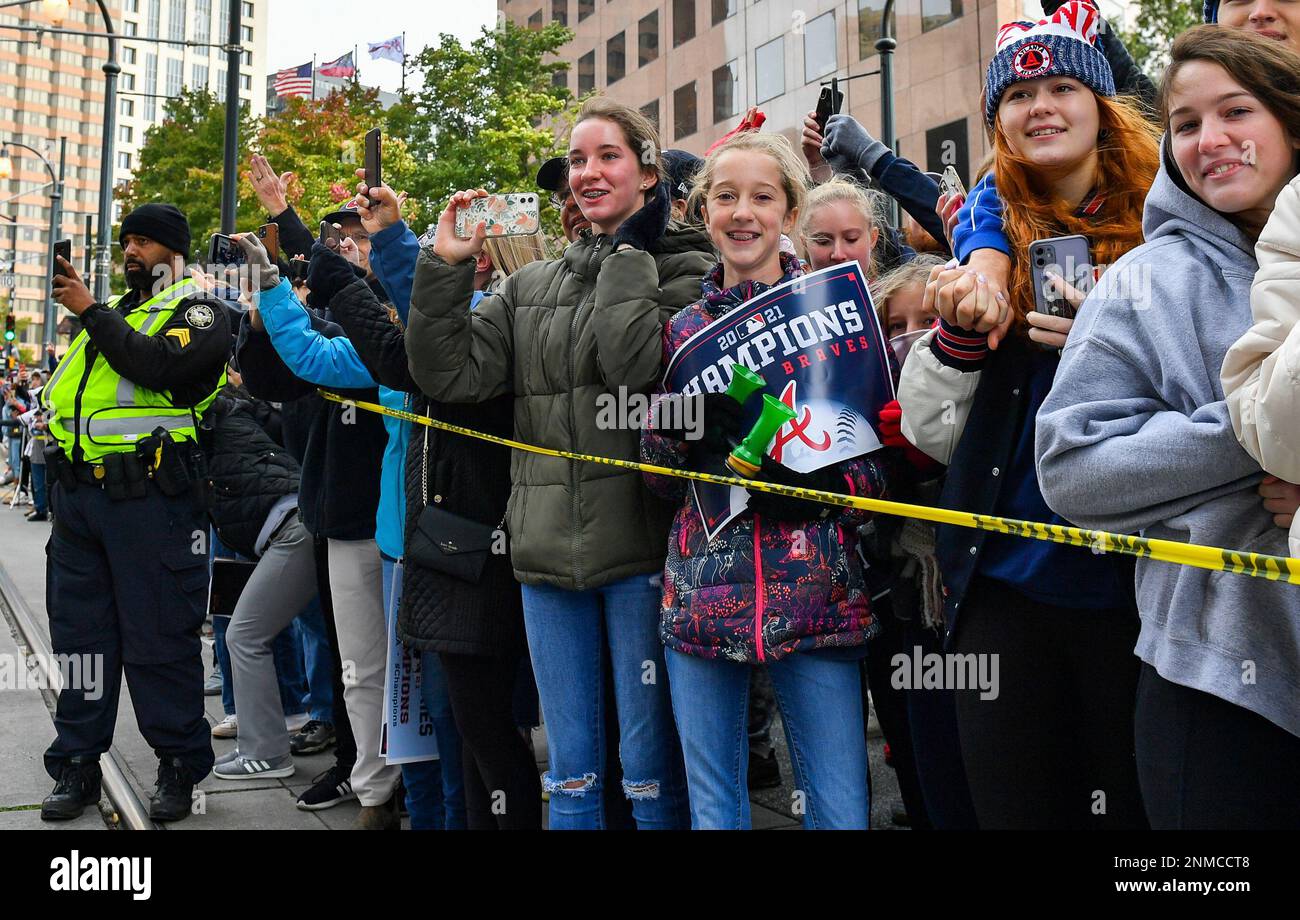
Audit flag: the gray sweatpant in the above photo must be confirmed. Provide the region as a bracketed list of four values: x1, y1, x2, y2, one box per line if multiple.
[226, 512, 319, 761]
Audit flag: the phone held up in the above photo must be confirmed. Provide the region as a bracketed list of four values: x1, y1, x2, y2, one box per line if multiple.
[208, 233, 246, 268]
[256, 223, 279, 258]
[1029, 234, 1094, 323]
[454, 193, 541, 239]
[364, 128, 382, 192]
[319, 220, 344, 248]
[939, 165, 967, 202]
[814, 78, 844, 133]
[52, 239, 72, 279]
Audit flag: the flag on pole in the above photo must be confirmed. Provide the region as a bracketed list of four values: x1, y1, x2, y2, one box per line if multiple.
[274, 62, 315, 98]
[368, 35, 405, 63]
[319, 51, 356, 78]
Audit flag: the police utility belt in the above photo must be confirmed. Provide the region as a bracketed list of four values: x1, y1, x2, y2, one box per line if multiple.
[45, 426, 207, 503]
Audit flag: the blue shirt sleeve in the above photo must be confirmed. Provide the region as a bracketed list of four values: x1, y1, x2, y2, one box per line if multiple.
[867, 150, 949, 255]
[953, 173, 1011, 262]
[254, 279, 376, 389]
[368, 220, 420, 325]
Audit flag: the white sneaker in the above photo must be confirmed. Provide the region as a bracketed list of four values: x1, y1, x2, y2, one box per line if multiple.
[284, 712, 310, 734]
[213, 753, 295, 781]
[211, 714, 239, 739]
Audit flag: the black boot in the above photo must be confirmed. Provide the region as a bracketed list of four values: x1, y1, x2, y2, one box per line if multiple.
[149, 756, 194, 822]
[41, 756, 103, 821]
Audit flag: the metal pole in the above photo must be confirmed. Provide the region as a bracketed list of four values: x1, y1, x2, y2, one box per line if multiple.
[82, 213, 92, 279]
[220, 0, 241, 234]
[400, 32, 406, 94]
[93, 0, 119, 305]
[43, 136, 64, 347]
[874, 0, 898, 228]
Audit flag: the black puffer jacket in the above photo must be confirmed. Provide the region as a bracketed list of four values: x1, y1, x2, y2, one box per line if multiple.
[330, 276, 523, 656]
[204, 384, 300, 558]
[235, 303, 385, 541]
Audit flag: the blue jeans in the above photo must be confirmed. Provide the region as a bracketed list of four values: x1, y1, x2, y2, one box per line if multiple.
[666, 649, 870, 829]
[521, 573, 689, 830]
[30, 461, 47, 514]
[382, 558, 466, 830]
[293, 596, 334, 724]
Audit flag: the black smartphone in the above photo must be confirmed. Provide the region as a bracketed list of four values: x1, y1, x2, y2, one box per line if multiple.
[287, 258, 310, 283]
[1029, 234, 1093, 321]
[319, 220, 343, 247]
[208, 233, 246, 267]
[814, 80, 844, 132]
[364, 128, 382, 191]
[52, 239, 72, 279]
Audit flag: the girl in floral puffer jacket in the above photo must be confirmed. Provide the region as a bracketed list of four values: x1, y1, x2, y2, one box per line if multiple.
[641, 132, 888, 829]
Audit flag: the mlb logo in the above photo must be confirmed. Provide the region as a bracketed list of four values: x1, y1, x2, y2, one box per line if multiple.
[744, 314, 765, 335]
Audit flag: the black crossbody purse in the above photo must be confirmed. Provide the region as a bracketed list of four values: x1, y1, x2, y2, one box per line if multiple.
[405, 421, 505, 584]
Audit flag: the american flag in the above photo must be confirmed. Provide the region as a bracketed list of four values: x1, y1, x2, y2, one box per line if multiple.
[274, 62, 314, 98]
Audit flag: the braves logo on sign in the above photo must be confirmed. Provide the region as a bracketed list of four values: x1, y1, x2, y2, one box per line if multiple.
[1013, 42, 1053, 77]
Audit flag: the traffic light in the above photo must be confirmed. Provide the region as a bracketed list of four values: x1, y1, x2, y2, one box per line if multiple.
[3, 313, 14, 342]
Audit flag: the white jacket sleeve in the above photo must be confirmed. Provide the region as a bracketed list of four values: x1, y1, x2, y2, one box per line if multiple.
[1222, 175, 1300, 482]
[897, 328, 982, 466]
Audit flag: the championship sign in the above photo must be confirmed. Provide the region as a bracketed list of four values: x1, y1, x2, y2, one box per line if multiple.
[662, 261, 895, 539]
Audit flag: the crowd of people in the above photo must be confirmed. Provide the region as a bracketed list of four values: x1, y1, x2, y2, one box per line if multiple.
[24, 0, 1300, 830]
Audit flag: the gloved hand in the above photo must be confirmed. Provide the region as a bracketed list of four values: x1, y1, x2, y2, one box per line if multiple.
[820, 114, 890, 177]
[745, 455, 847, 522]
[655, 392, 745, 452]
[878, 399, 943, 473]
[234, 231, 281, 292]
[306, 240, 360, 305]
[613, 180, 671, 251]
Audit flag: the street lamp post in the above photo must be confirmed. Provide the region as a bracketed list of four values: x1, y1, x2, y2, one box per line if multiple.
[0, 137, 66, 347]
[875, 0, 899, 229]
[91, 0, 119, 305]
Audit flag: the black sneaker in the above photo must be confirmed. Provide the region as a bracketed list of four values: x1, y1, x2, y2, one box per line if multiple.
[40, 757, 102, 821]
[747, 748, 782, 790]
[289, 719, 336, 756]
[296, 763, 356, 811]
[149, 756, 194, 823]
[27, 512, 48, 522]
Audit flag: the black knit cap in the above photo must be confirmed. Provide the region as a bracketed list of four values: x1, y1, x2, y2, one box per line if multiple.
[119, 203, 192, 258]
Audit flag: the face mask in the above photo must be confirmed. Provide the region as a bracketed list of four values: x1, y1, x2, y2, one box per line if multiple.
[889, 328, 930, 366]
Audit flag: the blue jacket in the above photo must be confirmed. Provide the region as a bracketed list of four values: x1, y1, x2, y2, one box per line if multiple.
[953, 174, 1009, 262]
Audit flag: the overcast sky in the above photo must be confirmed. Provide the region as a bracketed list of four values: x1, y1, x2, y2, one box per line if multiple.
[266, 1, 498, 94]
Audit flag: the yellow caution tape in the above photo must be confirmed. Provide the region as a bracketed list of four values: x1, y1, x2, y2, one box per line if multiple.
[320, 391, 1300, 585]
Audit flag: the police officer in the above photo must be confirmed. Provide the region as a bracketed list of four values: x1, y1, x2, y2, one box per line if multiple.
[39, 203, 229, 822]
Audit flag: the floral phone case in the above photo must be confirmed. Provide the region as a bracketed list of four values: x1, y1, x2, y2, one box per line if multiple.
[455, 193, 541, 238]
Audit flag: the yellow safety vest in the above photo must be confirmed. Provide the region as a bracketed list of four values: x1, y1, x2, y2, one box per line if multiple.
[42, 280, 225, 462]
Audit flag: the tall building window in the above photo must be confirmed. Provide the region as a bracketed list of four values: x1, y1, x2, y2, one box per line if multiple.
[712, 0, 736, 25]
[193, 64, 209, 89]
[640, 99, 660, 135]
[146, 0, 160, 38]
[123, 47, 137, 64]
[167, 0, 185, 44]
[120, 97, 135, 117]
[803, 11, 837, 84]
[552, 70, 567, 91]
[119, 125, 133, 144]
[921, 0, 962, 32]
[673, 0, 695, 47]
[528, 9, 542, 30]
[578, 49, 595, 95]
[195, 0, 210, 43]
[578, 0, 594, 22]
[552, 0, 567, 27]
[166, 57, 182, 96]
[143, 53, 157, 120]
[242, 1, 254, 17]
[639, 11, 658, 67]
[712, 59, 739, 123]
[606, 31, 625, 85]
[673, 81, 697, 139]
[755, 36, 784, 103]
[858, 0, 886, 58]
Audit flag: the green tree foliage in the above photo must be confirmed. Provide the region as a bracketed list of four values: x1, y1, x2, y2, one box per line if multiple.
[387, 19, 574, 234]
[1115, 0, 1202, 74]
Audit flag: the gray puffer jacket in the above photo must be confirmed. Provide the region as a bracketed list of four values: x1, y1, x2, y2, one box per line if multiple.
[407, 226, 715, 590]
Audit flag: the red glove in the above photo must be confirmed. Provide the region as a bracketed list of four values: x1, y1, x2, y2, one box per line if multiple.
[878, 400, 943, 474]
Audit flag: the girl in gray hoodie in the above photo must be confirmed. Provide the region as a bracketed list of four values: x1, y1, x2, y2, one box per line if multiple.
[1036, 26, 1300, 829]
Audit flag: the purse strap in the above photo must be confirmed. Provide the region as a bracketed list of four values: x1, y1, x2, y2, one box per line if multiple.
[420, 414, 506, 529]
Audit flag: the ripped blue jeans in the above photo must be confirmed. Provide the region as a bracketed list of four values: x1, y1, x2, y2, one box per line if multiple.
[521, 573, 689, 830]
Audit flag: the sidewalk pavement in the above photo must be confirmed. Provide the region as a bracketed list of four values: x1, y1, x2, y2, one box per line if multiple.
[0, 490, 903, 830]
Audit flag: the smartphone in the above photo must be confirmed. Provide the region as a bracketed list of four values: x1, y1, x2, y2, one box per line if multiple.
[207, 233, 246, 268]
[52, 239, 72, 279]
[364, 128, 382, 191]
[319, 220, 344, 247]
[939, 165, 967, 201]
[256, 223, 279, 257]
[287, 258, 310, 283]
[814, 80, 844, 132]
[454, 193, 541, 239]
[1029, 234, 1094, 321]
